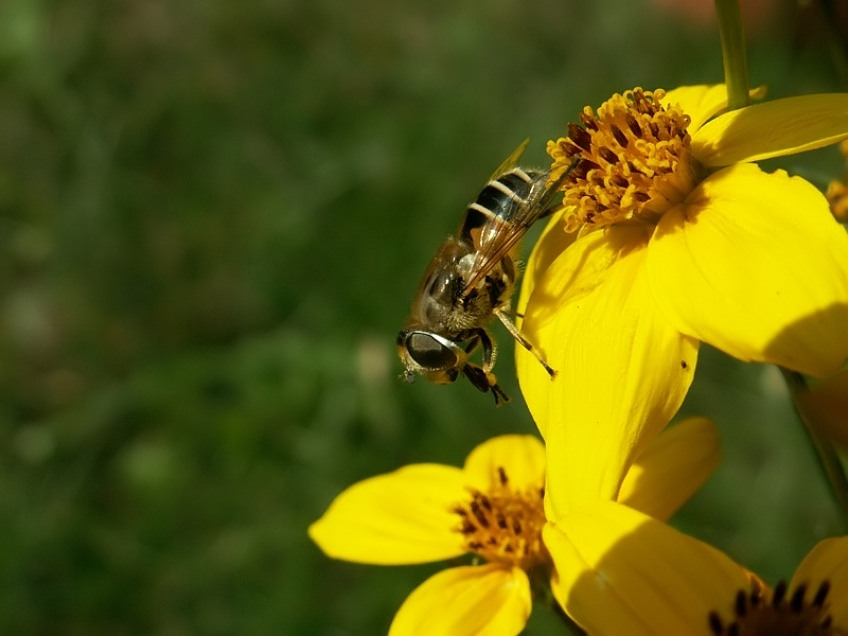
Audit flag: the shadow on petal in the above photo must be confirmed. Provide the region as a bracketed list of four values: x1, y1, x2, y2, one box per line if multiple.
[546, 502, 750, 635]
[762, 302, 848, 378]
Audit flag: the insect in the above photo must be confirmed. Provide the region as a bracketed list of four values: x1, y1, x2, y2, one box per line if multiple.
[396, 140, 572, 405]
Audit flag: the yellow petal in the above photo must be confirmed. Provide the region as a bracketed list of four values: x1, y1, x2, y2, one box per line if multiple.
[463, 435, 545, 492]
[517, 225, 698, 517]
[389, 564, 531, 636]
[790, 536, 848, 628]
[308, 464, 467, 564]
[618, 417, 720, 521]
[662, 84, 729, 133]
[692, 93, 848, 167]
[515, 206, 576, 329]
[662, 84, 767, 133]
[517, 222, 622, 441]
[647, 163, 848, 377]
[545, 501, 750, 635]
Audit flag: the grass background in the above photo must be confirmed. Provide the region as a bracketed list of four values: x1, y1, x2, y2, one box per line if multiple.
[0, 0, 846, 633]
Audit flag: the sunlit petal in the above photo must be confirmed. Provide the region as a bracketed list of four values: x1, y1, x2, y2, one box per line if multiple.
[515, 206, 575, 330]
[308, 465, 466, 564]
[517, 224, 622, 440]
[619, 417, 720, 521]
[389, 564, 531, 636]
[518, 225, 698, 517]
[692, 93, 848, 167]
[463, 435, 545, 492]
[662, 84, 766, 133]
[545, 501, 750, 635]
[648, 163, 848, 377]
[662, 84, 728, 132]
[790, 536, 848, 627]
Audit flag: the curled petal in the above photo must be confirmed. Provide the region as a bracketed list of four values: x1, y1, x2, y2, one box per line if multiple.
[790, 536, 848, 628]
[619, 417, 721, 521]
[692, 93, 848, 167]
[545, 502, 750, 635]
[648, 164, 848, 377]
[389, 564, 531, 636]
[308, 465, 467, 564]
[518, 225, 697, 518]
[463, 435, 545, 493]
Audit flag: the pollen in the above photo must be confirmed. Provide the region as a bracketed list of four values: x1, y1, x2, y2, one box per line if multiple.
[707, 579, 846, 636]
[452, 466, 548, 571]
[548, 88, 697, 233]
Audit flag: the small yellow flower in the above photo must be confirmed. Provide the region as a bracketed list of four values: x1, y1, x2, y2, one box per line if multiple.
[544, 500, 848, 635]
[309, 421, 720, 635]
[518, 85, 848, 517]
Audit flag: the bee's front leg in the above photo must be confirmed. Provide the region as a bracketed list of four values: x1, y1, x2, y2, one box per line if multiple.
[462, 363, 510, 406]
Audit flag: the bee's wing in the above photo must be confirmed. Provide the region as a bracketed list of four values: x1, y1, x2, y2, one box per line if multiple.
[460, 162, 573, 297]
[488, 139, 529, 179]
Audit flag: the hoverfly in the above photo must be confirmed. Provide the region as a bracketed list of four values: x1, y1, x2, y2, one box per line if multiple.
[397, 140, 573, 405]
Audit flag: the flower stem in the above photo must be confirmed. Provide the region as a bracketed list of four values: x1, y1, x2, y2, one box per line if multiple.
[714, 0, 750, 110]
[781, 367, 848, 528]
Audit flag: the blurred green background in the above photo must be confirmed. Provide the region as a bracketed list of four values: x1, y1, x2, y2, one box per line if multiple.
[0, 0, 846, 633]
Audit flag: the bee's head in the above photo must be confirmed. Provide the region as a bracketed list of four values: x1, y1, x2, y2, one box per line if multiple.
[396, 329, 464, 384]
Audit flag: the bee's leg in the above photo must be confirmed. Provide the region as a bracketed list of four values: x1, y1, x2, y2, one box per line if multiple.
[493, 308, 556, 378]
[463, 336, 480, 355]
[476, 328, 498, 374]
[463, 363, 510, 406]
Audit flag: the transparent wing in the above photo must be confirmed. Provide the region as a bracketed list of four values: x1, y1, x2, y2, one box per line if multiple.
[488, 139, 529, 179]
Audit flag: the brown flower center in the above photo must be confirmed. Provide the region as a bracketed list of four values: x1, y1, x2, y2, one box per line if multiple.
[453, 466, 547, 570]
[549, 87, 697, 232]
[708, 580, 847, 635]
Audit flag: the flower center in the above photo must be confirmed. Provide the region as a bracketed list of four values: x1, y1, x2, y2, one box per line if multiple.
[548, 87, 696, 233]
[452, 466, 547, 570]
[707, 580, 847, 635]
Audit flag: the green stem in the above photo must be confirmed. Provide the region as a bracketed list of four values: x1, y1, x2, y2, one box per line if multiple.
[781, 367, 848, 528]
[714, 0, 750, 110]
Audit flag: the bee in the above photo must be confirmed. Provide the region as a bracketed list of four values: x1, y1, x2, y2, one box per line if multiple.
[397, 140, 572, 405]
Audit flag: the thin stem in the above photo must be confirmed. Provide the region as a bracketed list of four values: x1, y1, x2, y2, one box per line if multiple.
[714, 0, 750, 110]
[781, 367, 848, 528]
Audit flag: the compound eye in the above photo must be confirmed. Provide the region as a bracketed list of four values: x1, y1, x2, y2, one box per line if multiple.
[405, 332, 458, 371]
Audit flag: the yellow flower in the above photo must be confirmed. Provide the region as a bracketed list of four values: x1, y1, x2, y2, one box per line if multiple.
[517, 85, 848, 517]
[309, 422, 720, 635]
[544, 500, 848, 635]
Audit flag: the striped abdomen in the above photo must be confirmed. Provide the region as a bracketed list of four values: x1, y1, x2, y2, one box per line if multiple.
[458, 167, 545, 250]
